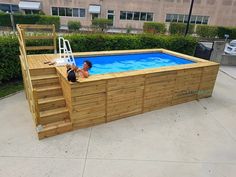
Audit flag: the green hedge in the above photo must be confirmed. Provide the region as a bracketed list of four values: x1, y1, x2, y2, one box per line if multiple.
[169, 23, 194, 35]
[65, 34, 197, 55]
[217, 26, 236, 39]
[0, 13, 60, 30]
[0, 35, 20, 83]
[196, 25, 218, 38]
[143, 22, 166, 34]
[36, 15, 60, 30]
[0, 12, 11, 27]
[0, 34, 197, 83]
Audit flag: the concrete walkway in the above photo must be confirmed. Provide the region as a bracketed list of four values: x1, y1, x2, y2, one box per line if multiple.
[0, 67, 236, 177]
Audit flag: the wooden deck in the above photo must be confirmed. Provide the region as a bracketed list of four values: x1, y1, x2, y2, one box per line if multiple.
[27, 54, 59, 69]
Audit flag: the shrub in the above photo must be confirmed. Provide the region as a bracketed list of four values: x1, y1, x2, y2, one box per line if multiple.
[91, 18, 112, 31]
[0, 12, 11, 27]
[0, 13, 60, 30]
[217, 26, 236, 39]
[37, 15, 60, 31]
[0, 34, 197, 83]
[65, 34, 197, 55]
[68, 21, 81, 32]
[169, 23, 194, 35]
[196, 25, 218, 38]
[13, 14, 41, 25]
[0, 35, 20, 83]
[143, 22, 166, 34]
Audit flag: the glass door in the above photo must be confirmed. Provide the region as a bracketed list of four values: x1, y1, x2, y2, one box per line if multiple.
[107, 10, 114, 26]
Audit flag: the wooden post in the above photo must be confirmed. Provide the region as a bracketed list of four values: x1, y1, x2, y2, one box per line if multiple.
[52, 24, 57, 54]
[33, 89, 40, 125]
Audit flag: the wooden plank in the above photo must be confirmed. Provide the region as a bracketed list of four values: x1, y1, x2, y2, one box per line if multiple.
[107, 75, 145, 91]
[26, 46, 54, 51]
[19, 24, 54, 29]
[107, 109, 142, 122]
[24, 35, 54, 40]
[71, 82, 106, 97]
[73, 117, 105, 129]
[72, 93, 105, 106]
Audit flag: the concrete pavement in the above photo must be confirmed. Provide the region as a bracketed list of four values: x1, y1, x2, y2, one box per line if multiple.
[0, 67, 236, 177]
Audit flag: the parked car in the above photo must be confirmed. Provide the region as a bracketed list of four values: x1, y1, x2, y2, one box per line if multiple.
[224, 40, 236, 55]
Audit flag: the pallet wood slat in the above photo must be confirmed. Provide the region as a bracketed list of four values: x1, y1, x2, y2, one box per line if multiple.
[19, 24, 54, 29]
[24, 35, 54, 40]
[26, 46, 55, 51]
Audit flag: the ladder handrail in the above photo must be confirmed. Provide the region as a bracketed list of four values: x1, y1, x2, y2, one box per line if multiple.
[58, 37, 75, 65]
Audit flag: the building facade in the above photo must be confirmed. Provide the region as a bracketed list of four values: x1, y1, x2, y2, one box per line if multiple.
[0, 0, 236, 29]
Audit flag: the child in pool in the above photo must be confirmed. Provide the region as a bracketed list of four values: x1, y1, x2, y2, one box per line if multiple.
[77, 60, 92, 78]
[66, 60, 92, 82]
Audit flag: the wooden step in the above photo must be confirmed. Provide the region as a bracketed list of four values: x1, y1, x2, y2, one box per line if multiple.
[32, 77, 59, 88]
[31, 74, 59, 88]
[37, 119, 72, 140]
[38, 96, 66, 111]
[30, 68, 56, 76]
[36, 85, 62, 98]
[40, 107, 69, 125]
[31, 74, 58, 81]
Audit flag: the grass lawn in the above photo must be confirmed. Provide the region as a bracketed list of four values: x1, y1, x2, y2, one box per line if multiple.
[0, 81, 24, 98]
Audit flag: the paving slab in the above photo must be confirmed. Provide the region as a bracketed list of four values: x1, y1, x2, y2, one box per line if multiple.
[0, 68, 236, 177]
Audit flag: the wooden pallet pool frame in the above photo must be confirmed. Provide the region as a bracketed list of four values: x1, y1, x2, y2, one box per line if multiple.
[56, 49, 219, 128]
[17, 25, 219, 139]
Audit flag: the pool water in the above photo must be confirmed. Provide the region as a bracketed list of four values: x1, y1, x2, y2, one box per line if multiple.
[75, 52, 194, 75]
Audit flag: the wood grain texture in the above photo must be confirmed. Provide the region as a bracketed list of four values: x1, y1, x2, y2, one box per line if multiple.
[21, 47, 220, 138]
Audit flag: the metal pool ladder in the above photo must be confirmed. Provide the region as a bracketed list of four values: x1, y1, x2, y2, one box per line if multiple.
[58, 36, 75, 65]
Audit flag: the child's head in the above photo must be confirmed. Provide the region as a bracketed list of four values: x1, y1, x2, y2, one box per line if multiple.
[83, 60, 92, 70]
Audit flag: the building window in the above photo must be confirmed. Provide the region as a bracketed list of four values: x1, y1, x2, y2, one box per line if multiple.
[165, 13, 209, 24]
[147, 13, 153, 21]
[52, 7, 58, 15]
[127, 11, 133, 20]
[0, 3, 19, 13]
[202, 16, 209, 24]
[80, 9, 85, 17]
[52, 7, 86, 18]
[25, 10, 39, 14]
[65, 8, 72, 17]
[120, 11, 126, 20]
[133, 12, 140, 20]
[120, 11, 153, 21]
[178, 14, 184, 22]
[59, 8, 65, 16]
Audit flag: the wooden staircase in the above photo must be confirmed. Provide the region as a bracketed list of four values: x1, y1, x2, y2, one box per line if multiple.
[30, 68, 72, 139]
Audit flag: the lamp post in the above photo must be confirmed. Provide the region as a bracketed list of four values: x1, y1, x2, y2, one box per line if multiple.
[185, 0, 195, 36]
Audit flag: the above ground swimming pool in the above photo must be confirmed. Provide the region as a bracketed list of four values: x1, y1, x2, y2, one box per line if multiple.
[75, 52, 195, 75]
